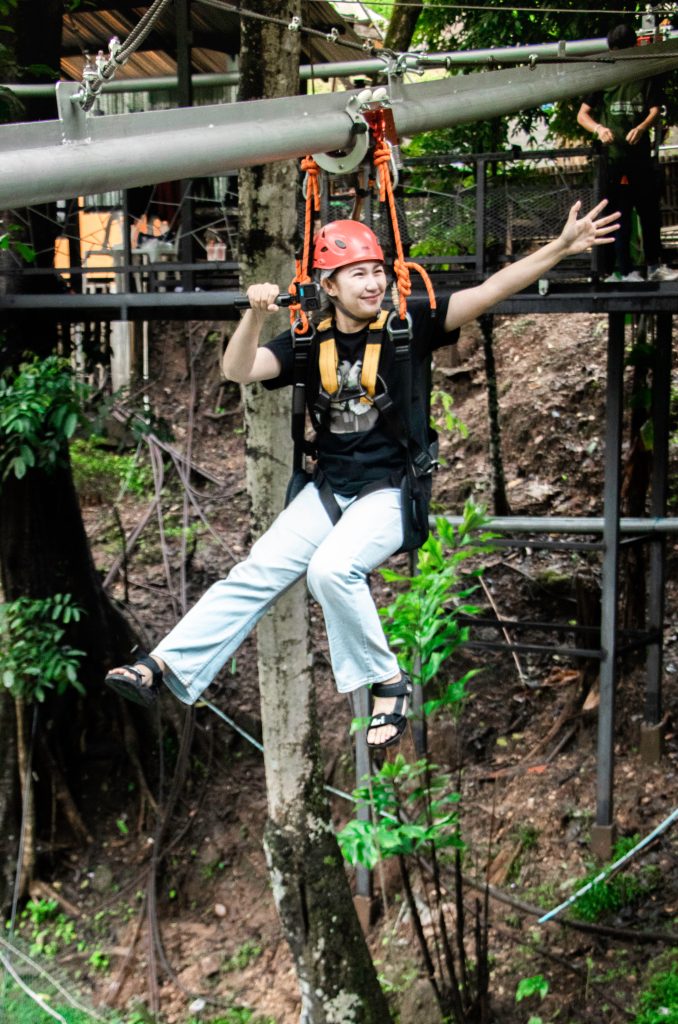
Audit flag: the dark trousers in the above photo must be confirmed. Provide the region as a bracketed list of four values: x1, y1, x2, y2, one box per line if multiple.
[606, 159, 662, 274]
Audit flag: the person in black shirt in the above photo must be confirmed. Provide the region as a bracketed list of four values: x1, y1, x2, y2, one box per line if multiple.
[106, 203, 617, 749]
[577, 22, 678, 282]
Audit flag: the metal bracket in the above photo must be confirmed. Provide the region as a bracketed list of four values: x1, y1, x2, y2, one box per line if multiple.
[311, 92, 372, 175]
[56, 81, 91, 143]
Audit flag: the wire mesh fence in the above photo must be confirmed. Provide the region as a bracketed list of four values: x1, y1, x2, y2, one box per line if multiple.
[322, 149, 602, 273]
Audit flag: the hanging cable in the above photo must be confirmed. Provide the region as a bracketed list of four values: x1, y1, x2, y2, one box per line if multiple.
[303, 1, 665, 16]
[78, 0, 174, 112]
[194, 0, 373, 55]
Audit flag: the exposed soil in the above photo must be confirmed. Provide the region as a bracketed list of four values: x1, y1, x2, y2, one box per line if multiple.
[29, 308, 678, 1024]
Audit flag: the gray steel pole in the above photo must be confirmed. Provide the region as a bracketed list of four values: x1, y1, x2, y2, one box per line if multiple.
[1, 39, 677, 208]
[592, 312, 625, 860]
[3, 37, 619, 97]
[642, 313, 672, 755]
[350, 688, 373, 923]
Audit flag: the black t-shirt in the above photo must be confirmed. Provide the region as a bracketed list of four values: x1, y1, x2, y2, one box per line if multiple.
[583, 76, 662, 165]
[261, 293, 458, 496]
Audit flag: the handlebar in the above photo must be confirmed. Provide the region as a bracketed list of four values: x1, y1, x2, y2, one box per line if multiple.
[234, 282, 321, 312]
[233, 293, 294, 310]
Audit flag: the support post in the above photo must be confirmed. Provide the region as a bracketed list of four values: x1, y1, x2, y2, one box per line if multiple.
[351, 688, 373, 928]
[592, 311, 624, 860]
[176, 0, 194, 292]
[408, 549, 427, 758]
[121, 188, 132, 297]
[475, 156, 486, 278]
[641, 312, 672, 763]
[591, 146, 608, 280]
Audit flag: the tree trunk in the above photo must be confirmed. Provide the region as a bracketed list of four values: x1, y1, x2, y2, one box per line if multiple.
[238, 5, 392, 1021]
[13, 698, 35, 898]
[383, 1, 423, 53]
[0, 694, 19, 911]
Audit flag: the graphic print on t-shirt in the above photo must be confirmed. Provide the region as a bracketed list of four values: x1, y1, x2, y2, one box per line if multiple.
[328, 358, 379, 434]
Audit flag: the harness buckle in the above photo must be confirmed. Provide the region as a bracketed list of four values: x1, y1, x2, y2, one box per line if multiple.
[411, 447, 438, 477]
[292, 318, 316, 348]
[386, 309, 413, 352]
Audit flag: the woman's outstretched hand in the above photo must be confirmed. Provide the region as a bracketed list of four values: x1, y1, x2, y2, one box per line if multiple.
[559, 199, 620, 256]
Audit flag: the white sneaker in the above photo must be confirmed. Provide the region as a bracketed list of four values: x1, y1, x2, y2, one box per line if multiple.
[648, 264, 678, 282]
[620, 270, 645, 283]
[604, 272, 621, 283]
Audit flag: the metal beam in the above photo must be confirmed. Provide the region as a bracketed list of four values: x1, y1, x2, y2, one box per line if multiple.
[6, 36, 623, 96]
[441, 516, 678, 536]
[1, 38, 677, 208]
[3, 283, 678, 319]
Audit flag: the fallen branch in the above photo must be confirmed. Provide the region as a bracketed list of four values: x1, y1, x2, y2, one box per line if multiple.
[478, 576, 528, 686]
[28, 880, 82, 920]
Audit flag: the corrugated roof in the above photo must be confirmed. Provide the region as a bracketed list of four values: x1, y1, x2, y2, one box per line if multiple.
[61, 0, 367, 82]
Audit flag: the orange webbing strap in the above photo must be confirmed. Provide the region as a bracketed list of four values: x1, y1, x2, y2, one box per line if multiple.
[289, 155, 321, 335]
[371, 135, 437, 319]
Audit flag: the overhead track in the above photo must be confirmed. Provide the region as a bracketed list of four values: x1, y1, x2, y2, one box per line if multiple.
[1, 37, 677, 208]
[7, 34, 645, 97]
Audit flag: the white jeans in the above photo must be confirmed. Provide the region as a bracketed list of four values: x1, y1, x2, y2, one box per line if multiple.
[153, 482, 403, 702]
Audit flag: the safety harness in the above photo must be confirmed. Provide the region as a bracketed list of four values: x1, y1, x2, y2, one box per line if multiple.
[316, 309, 388, 413]
[285, 105, 440, 549]
[287, 301, 438, 550]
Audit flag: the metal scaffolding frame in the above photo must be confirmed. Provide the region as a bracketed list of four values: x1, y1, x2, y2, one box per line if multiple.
[438, 309, 675, 859]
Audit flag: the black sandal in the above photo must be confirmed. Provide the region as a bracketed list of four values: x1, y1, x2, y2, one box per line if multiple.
[366, 675, 412, 750]
[105, 652, 163, 708]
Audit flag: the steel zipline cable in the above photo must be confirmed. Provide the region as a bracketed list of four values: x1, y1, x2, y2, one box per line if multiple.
[303, 0, 673, 15]
[193, 0, 374, 54]
[78, 0, 174, 111]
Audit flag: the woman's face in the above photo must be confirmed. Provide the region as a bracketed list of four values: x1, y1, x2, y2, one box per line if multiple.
[322, 260, 387, 322]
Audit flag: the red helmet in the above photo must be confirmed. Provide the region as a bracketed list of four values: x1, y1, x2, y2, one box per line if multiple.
[312, 220, 384, 272]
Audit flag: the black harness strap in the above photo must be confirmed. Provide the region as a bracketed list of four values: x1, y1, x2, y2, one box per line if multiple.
[290, 319, 317, 473]
[372, 310, 437, 479]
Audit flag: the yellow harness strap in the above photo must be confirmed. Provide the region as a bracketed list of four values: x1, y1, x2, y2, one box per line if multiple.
[317, 310, 389, 403]
[317, 315, 339, 396]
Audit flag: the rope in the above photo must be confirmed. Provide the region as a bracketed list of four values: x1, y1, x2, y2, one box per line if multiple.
[370, 129, 437, 319]
[288, 155, 321, 335]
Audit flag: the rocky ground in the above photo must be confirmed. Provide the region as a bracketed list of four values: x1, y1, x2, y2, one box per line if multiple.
[24, 306, 678, 1024]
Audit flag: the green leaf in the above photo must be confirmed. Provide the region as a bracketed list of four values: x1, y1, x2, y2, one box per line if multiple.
[63, 411, 79, 438]
[14, 240, 36, 263]
[516, 974, 550, 1003]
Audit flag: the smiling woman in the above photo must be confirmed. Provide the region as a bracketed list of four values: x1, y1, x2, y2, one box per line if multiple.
[106, 199, 619, 752]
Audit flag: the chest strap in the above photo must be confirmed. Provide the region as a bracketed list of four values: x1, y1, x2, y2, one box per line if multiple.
[317, 309, 389, 404]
